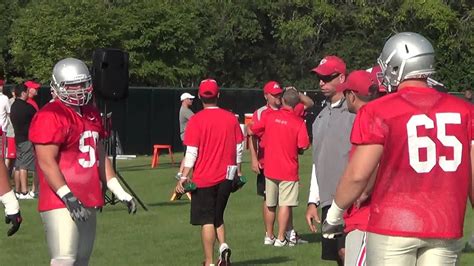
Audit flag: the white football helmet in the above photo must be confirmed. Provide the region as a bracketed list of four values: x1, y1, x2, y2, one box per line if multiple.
[51, 58, 93, 106]
[377, 32, 435, 92]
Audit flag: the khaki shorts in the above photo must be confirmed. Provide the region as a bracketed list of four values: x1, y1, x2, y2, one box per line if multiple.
[367, 232, 463, 266]
[265, 178, 298, 207]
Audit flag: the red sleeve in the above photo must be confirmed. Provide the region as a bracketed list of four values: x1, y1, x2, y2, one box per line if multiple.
[470, 105, 474, 143]
[29, 110, 68, 144]
[183, 116, 200, 147]
[297, 121, 310, 149]
[252, 110, 259, 123]
[351, 105, 386, 145]
[250, 114, 267, 137]
[235, 120, 244, 143]
[293, 103, 305, 118]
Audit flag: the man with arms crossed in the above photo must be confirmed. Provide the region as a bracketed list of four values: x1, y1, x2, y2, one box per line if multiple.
[323, 32, 474, 265]
[29, 58, 137, 266]
[176, 79, 244, 266]
[248, 88, 310, 247]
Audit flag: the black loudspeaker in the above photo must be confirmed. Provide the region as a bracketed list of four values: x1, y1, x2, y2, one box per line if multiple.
[92, 48, 129, 100]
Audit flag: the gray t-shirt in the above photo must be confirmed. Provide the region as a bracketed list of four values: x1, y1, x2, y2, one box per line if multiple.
[179, 106, 194, 141]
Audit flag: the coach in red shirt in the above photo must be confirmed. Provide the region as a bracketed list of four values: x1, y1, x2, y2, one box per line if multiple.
[249, 88, 310, 247]
[176, 79, 244, 266]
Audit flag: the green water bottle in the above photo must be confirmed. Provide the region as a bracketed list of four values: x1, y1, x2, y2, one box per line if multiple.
[236, 175, 247, 189]
[183, 181, 197, 193]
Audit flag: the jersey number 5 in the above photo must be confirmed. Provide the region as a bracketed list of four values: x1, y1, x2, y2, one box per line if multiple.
[406, 113, 462, 173]
[79, 130, 100, 168]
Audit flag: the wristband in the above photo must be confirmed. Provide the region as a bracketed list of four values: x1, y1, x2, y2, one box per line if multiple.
[0, 190, 20, 215]
[56, 185, 71, 198]
[107, 177, 133, 201]
[326, 200, 344, 224]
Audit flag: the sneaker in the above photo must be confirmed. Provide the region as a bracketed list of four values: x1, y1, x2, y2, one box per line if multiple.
[264, 235, 276, 245]
[217, 243, 231, 266]
[273, 238, 288, 247]
[15, 192, 21, 199]
[22, 193, 34, 200]
[28, 191, 37, 199]
[286, 229, 308, 246]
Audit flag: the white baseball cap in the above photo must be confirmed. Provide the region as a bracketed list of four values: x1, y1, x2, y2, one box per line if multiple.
[180, 92, 195, 101]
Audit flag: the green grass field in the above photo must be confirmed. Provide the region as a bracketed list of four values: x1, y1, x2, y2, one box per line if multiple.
[0, 151, 473, 265]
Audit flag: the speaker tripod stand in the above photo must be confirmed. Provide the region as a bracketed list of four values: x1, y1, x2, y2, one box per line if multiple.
[102, 103, 148, 211]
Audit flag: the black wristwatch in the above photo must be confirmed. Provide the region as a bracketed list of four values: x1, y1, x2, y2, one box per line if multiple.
[308, 201, 320, 208]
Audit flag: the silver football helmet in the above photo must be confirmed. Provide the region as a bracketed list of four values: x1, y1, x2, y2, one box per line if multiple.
[377, 32, 435, 92]
[51, 58, 93, 106]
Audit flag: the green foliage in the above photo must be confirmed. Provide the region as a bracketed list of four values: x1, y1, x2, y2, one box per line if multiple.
[3, 0, 473, 90]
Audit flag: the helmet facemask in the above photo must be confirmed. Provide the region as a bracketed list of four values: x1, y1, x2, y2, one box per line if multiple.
[50, 58, 93, 106]
[51, 79, 92, 106]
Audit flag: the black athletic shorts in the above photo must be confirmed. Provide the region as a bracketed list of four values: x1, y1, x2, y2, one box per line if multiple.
[190, 180, 233, 227]
[256, 168, 265, 197]
[321, 205, 346, 261]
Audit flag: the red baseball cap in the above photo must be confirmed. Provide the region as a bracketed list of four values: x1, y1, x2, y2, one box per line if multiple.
[199, 79, 219, 98]
[337, 70, 375, 96]
[367, 65, 387, 92]
[311, 55, 346, 76]
[263, 81, 283, 95]
[24, 80, 41, 90]
[0, 80, 4, 86]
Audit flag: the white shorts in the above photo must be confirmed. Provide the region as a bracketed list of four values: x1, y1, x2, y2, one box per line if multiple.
[40, 208, 97, 266]
[367, 232, 463, 266]
[345, 230, 366, 266]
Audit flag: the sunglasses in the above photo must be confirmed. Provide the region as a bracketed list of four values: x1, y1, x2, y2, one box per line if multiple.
[343, 90, 353, 97]
[318, 73, 341, 83]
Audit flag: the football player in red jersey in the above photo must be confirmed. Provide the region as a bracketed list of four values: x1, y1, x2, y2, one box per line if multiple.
[29, 58, 137, 266]
[322, 32, 474, 265]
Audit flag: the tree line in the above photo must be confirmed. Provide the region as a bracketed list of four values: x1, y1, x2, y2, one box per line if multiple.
[0, 0, 472, 91]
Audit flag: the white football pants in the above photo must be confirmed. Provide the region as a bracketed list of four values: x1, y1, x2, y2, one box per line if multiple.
[40, 208, 97, 266]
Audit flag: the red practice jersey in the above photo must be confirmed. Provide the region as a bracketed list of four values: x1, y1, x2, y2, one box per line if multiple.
[184, 107, 244, 188]
[351, 86, 474, 239]
[251, 107, 310, 181]
[29, 101, 105, 212]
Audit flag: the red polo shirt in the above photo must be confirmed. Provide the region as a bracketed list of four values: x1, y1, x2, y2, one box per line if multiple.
[251, 106, 309, 181]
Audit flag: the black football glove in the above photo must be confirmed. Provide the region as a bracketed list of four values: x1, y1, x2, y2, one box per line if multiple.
[124, 198, 137, 214]
[321, 219, 344, 239]
[61, 192, 90, 222]
[5, 212, 22, 237]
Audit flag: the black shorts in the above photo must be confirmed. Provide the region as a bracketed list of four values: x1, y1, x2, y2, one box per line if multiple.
[190, 180, 233, 227]
[256, 168, 265, 197]
[321, 205, 346, 261]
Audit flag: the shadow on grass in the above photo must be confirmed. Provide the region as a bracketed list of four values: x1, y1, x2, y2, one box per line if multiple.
[298, 233, 322, 243]
[148, 201, 190, 207]
[233, 256, 291, 265]
[462, 242, 474, 253]
[119, 163, 178, 172]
